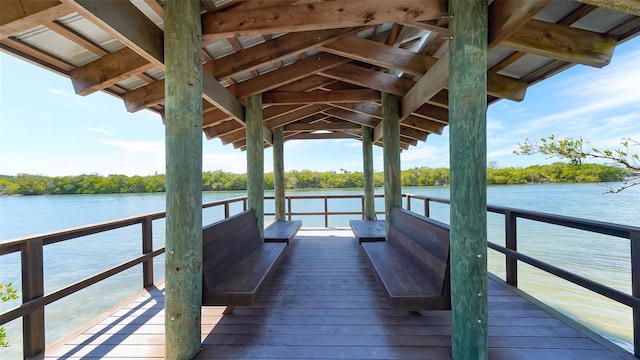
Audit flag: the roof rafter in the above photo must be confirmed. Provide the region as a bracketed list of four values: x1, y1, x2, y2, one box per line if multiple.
[201, 0, 448, 42]
[262, 89, 381, 105]
[70, 47, 154, 96]
[63, 0, 246, 123]
[502, 19, 617, 68]
[0, 0, 73, 39]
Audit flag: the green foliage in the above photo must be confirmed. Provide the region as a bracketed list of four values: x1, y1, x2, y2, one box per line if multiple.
[0, 283, 19, 347]
[515, 136, 639, 192]
[0, 163, 631, 196]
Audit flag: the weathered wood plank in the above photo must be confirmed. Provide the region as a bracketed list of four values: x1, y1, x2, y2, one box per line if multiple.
[263, 89, 381, 105]
[362, 127, 376, 220]
[163, 1, 202, 358]
[70, 47, 153, 96]
[578, 0, 640, 16]
[246, 94, 265, 239]
[401, 53, 449, 121]
[502, 19, 617, 68]
[488, 0, 552, 48]
[448, 1, 489, 359]
[382, 92, 401, 235]
[63, 0, 164, 67]
[201, 0, 447, 42]
[0, 0, 72, 39]
[272, 127, 286, 221]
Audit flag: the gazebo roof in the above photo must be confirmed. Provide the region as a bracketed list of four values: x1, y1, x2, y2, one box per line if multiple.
[2, 0, 638, 150]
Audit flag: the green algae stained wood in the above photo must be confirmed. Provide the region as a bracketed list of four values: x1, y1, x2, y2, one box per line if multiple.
[382, 92, 401, 235]
[448, 0, 489, 359]
[273, 127, 286, 221]
[163, 1, 203, 359]
[246, 94, 265, 238]
[362, 126, 376, 220]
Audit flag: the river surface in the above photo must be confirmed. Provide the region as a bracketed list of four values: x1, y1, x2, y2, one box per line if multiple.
[0, 183, 638, 358]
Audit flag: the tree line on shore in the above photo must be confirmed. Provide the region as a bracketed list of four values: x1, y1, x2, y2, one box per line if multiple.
[0, 162, 630, 196]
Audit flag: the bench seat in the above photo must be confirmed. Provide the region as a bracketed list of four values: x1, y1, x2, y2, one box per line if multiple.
[203, 241, 286, 306]
[264, 220, 302, 244]
[361, 207, 451, 311]
[202, 210, 287, 310]
[349, 219, 385, 243]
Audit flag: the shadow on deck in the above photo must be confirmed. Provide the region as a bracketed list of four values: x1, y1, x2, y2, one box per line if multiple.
[44, 229, 633, 359]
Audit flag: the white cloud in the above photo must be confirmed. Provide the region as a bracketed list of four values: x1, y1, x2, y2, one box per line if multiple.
[488, 145, 518, 158]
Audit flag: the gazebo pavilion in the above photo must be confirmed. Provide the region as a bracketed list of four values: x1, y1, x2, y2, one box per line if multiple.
[1, 1, 639, 359]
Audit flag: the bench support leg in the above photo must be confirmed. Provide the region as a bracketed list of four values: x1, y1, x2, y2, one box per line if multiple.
[223, 306, 236, 315]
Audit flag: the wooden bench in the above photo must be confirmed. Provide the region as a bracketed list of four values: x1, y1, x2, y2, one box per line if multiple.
[361, 207, 451, 311]
[201, 210, 287, 313]
[349, 219, 386, 243]
[264, 220, 302, 244]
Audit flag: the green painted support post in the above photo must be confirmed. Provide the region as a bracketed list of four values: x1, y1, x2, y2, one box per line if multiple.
[163, 1, 202, 359]
[273, 126, 286, 221]
[362, 126, 376, 220]
[382, 92, 401, 235]
[246, 94, 265, 238]
[448, 0, 489, 359]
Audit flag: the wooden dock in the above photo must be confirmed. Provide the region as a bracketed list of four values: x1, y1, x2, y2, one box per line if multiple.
[44, 229, 633, 359]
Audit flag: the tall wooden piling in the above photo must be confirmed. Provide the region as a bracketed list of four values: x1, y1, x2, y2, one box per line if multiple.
[382, 92, 401, 234]
[273, 126, 286, 221]
[448, 0, 489, 358]
[362, 126, 376, 220]
[246, 94, 265, 237]
[163, 1, 203, 358]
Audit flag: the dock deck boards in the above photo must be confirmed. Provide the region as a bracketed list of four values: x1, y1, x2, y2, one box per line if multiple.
[44, 229, 632, 359]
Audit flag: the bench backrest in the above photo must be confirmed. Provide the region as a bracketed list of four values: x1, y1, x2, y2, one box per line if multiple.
[388, 207, 450, 296]
[202, 210, 261, 292]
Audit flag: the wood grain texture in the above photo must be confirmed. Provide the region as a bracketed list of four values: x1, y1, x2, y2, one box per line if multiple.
[362, 126, 376, 220]
[350, 219, 385, 242]
[448, 0, 489, 358]
[382, 92, 401, 236]
[246, 94, 265, 239]
[502, 19, 617, 68]
[272, 127, 286, 221]
[201, 0, 447, 42]
[70, 47, 153, 96]
[163, 1, 203, 358]
[264, 220, 302, 244]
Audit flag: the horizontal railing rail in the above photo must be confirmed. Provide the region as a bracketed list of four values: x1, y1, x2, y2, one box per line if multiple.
[404, 193, 640, 358]
[0, 196, 247, 358]
[264, 194, 385, 227]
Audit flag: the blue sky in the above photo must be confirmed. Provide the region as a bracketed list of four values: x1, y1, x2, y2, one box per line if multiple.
[0, 37, 638, 177]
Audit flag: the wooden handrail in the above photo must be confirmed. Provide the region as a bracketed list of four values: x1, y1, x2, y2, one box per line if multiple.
[404, 193, 640, 358]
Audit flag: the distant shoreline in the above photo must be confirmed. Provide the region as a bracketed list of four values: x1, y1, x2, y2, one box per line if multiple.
[0, 163, 629, 196]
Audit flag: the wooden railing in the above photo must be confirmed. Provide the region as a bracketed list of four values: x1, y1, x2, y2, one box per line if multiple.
[0, 196, 247, 358]
[265, 194, 385, 226]
[2, 192, 638, 358]
[404, 193, 640, 358]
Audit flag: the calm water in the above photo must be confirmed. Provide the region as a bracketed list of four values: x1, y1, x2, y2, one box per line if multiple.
[0, 183, 638, 358]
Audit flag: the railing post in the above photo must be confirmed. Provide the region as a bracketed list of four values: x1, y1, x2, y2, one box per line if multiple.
[361, 195, 365, 220]
[142, 217, 154, 288]
[407, 195, 412, 211]
[224, 202, 230, 218]
[22, 238, 45, 357]
[424, 198, 430, 217]
[505, 210, 518, 287]
[631, 230, 640, 358]
[324, 197, 329, 227]
[243, 198, 247, 211]
[287, 197, 292, 221]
